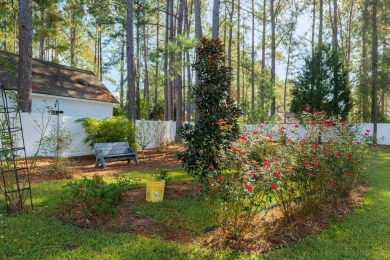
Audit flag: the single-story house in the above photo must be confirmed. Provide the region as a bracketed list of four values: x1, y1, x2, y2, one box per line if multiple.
[0, 50, 118, 118]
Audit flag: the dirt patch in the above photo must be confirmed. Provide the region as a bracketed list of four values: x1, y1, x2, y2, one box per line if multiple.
[28, 145, 185, 184]
[59, 182, 198, 244]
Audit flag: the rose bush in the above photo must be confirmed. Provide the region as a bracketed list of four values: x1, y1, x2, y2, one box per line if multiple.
[206, 109, 370, 244]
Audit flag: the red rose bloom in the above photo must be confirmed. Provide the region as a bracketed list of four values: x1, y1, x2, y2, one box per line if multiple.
[314, 143, 319, 148]
[217, 175, 224, 181]
[241, 152, 246, 156]
[208, 165, 214, 170]
[245, 185, 253, 192]
[335, 153, 341, 157]
[311, 121, 317, 126]
[232, 147, 239, 152]
[270, 183, 277, 190]
[314, 161, 320, 167]
[273, 172, 280, 177]
[313, 110, 318, 115]
[305, 161, 310, 166]
[294, 124, 299, 128]
[341, 121, 346, 125]
[263, 161, 271, 166]
[330, 181, 335, 187]
[253, 130, 259, 135]
[305, 106, 310, 111]
[241, 135, 248, 141]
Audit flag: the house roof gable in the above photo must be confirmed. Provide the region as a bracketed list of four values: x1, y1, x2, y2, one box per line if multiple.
[0, 51, 118, 104]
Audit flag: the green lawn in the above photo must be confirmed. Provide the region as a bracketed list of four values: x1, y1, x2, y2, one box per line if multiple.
[0, 149, 389, 259]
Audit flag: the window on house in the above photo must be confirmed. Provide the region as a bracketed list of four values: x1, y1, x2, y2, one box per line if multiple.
[49, 110, 64, 115]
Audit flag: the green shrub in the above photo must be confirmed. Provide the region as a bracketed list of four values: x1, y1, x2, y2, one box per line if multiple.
[76, 116, 136, 148]
[61, 174, 140, 217]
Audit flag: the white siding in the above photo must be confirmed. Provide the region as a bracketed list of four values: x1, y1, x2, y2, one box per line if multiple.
[31, 94, 115, 119]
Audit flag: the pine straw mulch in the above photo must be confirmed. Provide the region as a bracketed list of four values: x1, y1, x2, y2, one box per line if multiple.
[27, 144, 184, 184]
[26, 144, 369, 252]
[202, 184, 368, 253]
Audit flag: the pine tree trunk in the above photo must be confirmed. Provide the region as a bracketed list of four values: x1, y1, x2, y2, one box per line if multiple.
[120, 28, 125, 108]
[361, 0, 369, 122]
[332, 0, 338, 49]
[143, 22, 150, 119]
[251, 0, 255, 120]
[194, 0, 202, 39]
[70, 12, 76, 67]
[312, 0, 316, 51]
[126, 0, 136, 121]
[270, 0, 276, 116]
[136, 21, 141, 119]
[175, 0, 184, 141]
[39, 8, 45, 60]
[18, 0, 32, 112]
[236, 1, 240, 106]
[154, 0, 160, 109]
[260, 0, 266, 120]
[212, 0, 220, 40]
[164, 0, 169, 120]
[168, 0, 174, 121]
[319, 0, 323, 45]
[227, 0, 234, 95]
[372, 0, 378, 136]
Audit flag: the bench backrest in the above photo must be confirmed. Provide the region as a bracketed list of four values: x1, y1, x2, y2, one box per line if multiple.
[93, 142, 130, 155]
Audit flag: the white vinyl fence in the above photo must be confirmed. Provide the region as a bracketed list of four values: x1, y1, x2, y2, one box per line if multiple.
[18, 114, 390, 158]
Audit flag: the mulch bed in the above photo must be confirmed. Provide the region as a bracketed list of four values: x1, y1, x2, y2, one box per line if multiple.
[30, 144, 369, 252]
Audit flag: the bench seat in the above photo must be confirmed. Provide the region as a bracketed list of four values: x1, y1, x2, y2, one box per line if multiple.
[93, 142, 138, 169]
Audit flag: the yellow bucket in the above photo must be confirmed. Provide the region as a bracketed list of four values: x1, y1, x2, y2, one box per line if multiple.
[146, 180, 165, 202]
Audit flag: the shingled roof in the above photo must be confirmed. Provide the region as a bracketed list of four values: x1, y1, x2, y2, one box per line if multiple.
[0, 51, 118, 104]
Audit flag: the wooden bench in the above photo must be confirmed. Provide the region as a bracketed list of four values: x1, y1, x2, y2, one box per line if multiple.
[93, 142, 138, 169]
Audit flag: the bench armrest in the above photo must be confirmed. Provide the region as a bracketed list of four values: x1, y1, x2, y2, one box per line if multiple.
[95, 149, 103, 156]
[128, 147, 135, 154]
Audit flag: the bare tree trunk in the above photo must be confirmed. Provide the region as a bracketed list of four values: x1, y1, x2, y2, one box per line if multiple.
[99, 27, 103, 81]
[346, 1, 354, 70]
[319, 0, 323, 45]
[185, 0, 192, 122]
[143, 22, 150, 119]
[332, 0, 338, 49]
[126, 0, 136, 121]
[312, 0, 316, 51]
[227, 0, 234, 95]
[212, 0, 220, 40]
[361, 0, 369, 122]
[175, 0, 184, 141]
[260, 0, 266, 120]
[372, 0, 378, 137]
[194, 0, 202, 39]
[164, 0, 169, 120]
[39, 8, 45, 60]
[154, 0, 160, 109]
[251, 0, 255, 119]
[270, 0, 276, 116]
[168, 0, 174, 121]
[70, 12, 76, 67]
[236, 1, 240, 106]
[18, 0, 32, 112]
[120, 28, 125, 108]
[136, 21, 141, 119]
